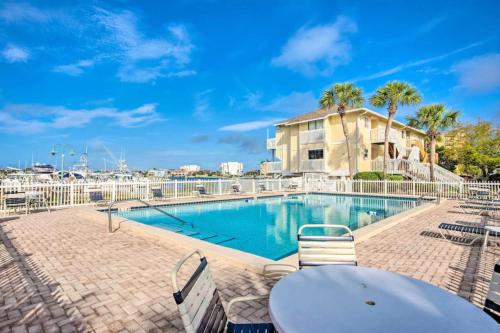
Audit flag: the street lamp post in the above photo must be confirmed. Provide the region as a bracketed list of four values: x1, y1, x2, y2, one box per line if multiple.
[50, 144, 75, 180]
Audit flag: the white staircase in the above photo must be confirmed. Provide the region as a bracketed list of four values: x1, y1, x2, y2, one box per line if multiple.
[371, 159, 463, 183]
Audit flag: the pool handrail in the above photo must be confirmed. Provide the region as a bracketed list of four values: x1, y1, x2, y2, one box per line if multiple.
[107, 198, 194, 233]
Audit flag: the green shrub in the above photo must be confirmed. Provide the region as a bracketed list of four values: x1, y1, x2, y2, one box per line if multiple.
[386, 174, 404, 181]
[353, 172, 404, 181]
[353, 171, 384, 180]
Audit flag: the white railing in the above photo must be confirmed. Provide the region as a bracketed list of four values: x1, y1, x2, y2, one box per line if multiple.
[371, 127, 400, 143]
[371, 159, 463, 183]
[299, 129, 324, 144]
[307, 179, 500, 199]
[266, 161, 282, 173]
[300, 159, 325, 172]
[0, 178, 305, 212]
[267, 138, 276, 150]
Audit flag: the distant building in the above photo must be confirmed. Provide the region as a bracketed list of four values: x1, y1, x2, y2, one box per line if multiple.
[179, 165, 201, 173]
[219, 162, 243, 176]
[147, 169, 170, 177]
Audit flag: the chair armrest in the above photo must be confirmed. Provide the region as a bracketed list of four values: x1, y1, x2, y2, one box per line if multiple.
[263, 264, 297, 280]
[226, 295, 269, 315]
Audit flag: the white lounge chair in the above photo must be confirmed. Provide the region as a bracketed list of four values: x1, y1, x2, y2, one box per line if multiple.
[172, 250, 275, 333]
[298, 224, 357, 268]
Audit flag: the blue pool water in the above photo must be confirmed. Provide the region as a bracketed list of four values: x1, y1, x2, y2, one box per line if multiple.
[114, 194, 418, 260]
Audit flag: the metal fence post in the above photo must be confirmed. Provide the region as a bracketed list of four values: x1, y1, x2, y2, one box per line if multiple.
[412, 179, 416, 196]
[145, 179, 150, 200]
[384, 179, 387, 195]
[278, 178, 282, 192]
[360, 179, 363, 194]
[112, 182, 116, 201]
[218, 179, 222, 195]
[252, 179, 256, 193]
[174, 180, 178, 198]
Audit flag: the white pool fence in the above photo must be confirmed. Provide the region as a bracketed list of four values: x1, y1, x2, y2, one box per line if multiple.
[0, 178, 498, 212]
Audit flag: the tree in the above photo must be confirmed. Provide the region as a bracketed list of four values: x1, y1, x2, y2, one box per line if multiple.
[370, 81, 421, 177]
[319, 82, 363, 178]
[406, 104, 459, 181]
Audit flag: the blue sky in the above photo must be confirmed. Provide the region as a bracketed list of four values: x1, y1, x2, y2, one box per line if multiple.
[0, 0, 499, 171]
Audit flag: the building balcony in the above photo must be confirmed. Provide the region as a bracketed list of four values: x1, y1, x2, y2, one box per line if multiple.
[370, 127, 400, 144]
[266, 138, 276, 150]
[299, 129, 325, 144]
[265, 161, 282, 173]
[300, 159, 325, 172]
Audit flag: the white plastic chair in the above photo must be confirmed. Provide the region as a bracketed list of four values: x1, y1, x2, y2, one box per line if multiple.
[298, 224, 357, 268]
[171, 250, 275, 333]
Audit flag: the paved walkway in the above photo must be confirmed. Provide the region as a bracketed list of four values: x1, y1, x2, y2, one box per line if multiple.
[0, 200, 498, 332]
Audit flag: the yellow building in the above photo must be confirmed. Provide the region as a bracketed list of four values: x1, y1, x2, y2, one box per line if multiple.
[265, 106, 427, 177]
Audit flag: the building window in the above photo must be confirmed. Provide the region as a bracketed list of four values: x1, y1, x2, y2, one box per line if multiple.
[308, 149, 324, 160]
[308, 120, 323, 131]
[364, 117, 369, 129]
[363, 148, 369, 159]
[401, 130, 405, 138]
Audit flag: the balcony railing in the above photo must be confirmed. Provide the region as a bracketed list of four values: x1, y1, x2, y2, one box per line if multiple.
[266, 161, 282, 173]
[266, 138, 276, 150]
[299, 129, 325, 144]
[370, 127, 400, 144]
[300, 159, 324, 172]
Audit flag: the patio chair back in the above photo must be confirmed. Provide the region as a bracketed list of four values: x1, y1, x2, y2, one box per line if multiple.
[196, 185, 207, 195]
[172, 250, 227, 333]
[152, 188, 163, 199]
[5, 192, 27, 208]
[232, 184, 241, 193]
[298, 224, 357, 269]
[89, 191, 104, 202]
[484, 259, 500, 323]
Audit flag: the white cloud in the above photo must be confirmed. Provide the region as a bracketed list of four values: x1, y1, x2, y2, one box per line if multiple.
[193, 90, 212, 121]
[0, 103, 164, 134]
[452, 53, 500, 92]
[272, 16, 357, 76]
[417, 17, 445, 34]
[355, 41, 482, 81]
[219, 119, 282, 132]
[94, 8, 194, 83]
[260, 91, 317, 114]
[53, 59, 95, 76]
[0, 2, 53, 23]
[2, 44, 30, 63]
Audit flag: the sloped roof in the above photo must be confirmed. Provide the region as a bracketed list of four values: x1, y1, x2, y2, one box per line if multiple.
[277, 105, 353, 126]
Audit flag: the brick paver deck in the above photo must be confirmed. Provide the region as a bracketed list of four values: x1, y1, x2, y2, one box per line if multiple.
[1, 199, 498, 332]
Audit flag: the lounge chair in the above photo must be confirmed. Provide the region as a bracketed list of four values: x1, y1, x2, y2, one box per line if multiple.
[5, 192, 28, 214]
[438, 222, 500, 246]
[232, 184, 241, 194]
[483, 259, 500, 323]
[88, 190, 108, 206]
[195, 185, 212, 197]
[151, 188, 163, 200]
[258, 183, 267, 192]
[298, 224, 357, 269]
[172, 250, 275, 333]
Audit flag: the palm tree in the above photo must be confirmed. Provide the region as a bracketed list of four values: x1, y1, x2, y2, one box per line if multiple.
[319, 82, 363, 178]
[406, 104, 459, 181]
[370, 81, 421, 178]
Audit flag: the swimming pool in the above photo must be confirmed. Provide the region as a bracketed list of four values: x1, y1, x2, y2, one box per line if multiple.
[114, 194, 419, 260]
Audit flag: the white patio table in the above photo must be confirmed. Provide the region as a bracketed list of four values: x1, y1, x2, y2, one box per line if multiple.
[269, 265, 498, 333]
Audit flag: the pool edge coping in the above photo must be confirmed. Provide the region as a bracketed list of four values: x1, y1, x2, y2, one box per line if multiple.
[96, 193, 441, 274]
